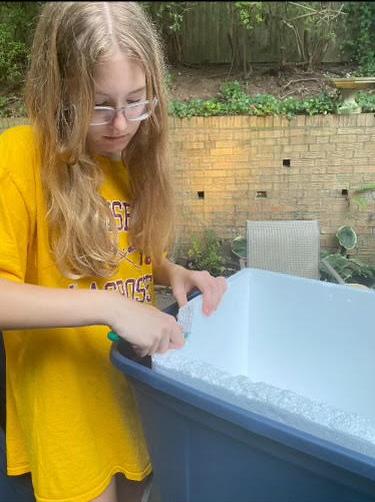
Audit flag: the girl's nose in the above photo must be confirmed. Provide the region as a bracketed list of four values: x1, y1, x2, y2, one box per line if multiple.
[112, 109, 128, 130]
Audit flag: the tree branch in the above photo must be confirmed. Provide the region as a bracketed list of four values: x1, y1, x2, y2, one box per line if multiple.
[282, 77, 320, 90]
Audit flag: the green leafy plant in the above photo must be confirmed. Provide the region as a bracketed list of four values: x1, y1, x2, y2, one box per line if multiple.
[0, 2, 41, 89]
[231, 235, 247, 260]
[0, 23, 29, 88]
[164, 71, 175, 92]
[0, 78, 373, 120]
[186, 229, 225, 276]
[170, 80, 340, 119]
[142, 2, 196, 64]
[320, 225, 375, 287]
[320, 250, 375, 287]
[233, 2, 266, 76]
[355, 60, 375, 77]
[336, 225, 358, 254]
[342, 2, 375, 77]
[355, 92, 375, 112]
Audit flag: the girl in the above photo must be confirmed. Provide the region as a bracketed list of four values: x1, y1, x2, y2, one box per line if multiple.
[0, 2, 227, 502]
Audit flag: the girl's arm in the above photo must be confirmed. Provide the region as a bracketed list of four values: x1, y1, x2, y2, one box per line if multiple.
[0, 278, 184, 356]
[153, 258, 181, 287]
[153, 258, 227, 315]
[0, 278, 113, 330]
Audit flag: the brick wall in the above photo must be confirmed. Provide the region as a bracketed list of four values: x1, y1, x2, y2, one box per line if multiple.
[2, 115, 375, 263]
[169, 114, 375, 264]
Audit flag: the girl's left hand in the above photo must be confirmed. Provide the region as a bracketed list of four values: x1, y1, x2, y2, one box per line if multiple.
[169, 264, 227, 316]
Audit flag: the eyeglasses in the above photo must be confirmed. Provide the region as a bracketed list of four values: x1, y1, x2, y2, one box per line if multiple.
[89, 97, 158, 126]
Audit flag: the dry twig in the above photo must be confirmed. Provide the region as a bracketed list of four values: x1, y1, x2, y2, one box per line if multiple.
[279, 89, 296, 100]
[282, 77, 320, 90]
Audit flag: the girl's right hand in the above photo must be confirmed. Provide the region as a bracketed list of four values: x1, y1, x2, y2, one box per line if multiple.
[106, 292, 185, 357]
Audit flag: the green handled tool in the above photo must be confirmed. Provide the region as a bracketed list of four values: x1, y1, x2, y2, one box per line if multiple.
[107, 330, 121, 342]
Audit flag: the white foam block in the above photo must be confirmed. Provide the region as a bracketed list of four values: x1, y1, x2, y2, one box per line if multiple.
[154, 268, 375, 456]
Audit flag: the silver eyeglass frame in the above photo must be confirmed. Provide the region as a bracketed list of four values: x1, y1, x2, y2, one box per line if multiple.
[89, 97, 158, 126]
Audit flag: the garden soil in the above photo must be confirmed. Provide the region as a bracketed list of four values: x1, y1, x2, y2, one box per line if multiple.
[167, 62, 358, 101]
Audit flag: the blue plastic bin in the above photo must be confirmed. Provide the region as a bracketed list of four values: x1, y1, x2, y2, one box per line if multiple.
[111, 268, 375, 502]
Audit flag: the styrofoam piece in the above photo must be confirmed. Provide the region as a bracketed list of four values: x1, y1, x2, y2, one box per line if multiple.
[154, 268, 375, 454]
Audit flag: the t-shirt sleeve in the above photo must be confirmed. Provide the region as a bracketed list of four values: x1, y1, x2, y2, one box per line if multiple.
[0, 129, 34, 283]
[0, 171, 31, 283]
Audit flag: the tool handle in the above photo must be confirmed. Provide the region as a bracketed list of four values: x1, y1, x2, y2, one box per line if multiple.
[107, 330, 152, 368]
[107, 330, 121, 342]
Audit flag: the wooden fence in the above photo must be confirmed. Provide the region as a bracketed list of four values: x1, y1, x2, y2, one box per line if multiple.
[172, 1, 348, 65]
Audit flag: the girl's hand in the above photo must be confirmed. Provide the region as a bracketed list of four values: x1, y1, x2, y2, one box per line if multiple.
[107, 293, 185, 357]
[169, 264, 227, 316]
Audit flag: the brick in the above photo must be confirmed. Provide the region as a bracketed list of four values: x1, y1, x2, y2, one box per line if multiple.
[272, 137, 290, 145]
[327, 149, 355, 159]
[248, 138, 269, 147]
[329, 134, 359, 144]
[282, 145, 308, 154]
[258, 129, 285, 139]
[326, 164, 353, 173]
[213, 140, 237, 149]
[353, 164, 375, 174]
[305, 115, 329, 128]
[300, 165, 327, 175]
[365, 114, 375, 127]
[209, 147, 236, 156]
[290, 116, 306, 127]
[291, 137, 318, 146]
[187, 142, 205, 149]
[254, 138, 279, 148]
[337, 128, 363, 135]
[316, 136, 330, 143]
[250, 158, 279, 168]
[309, 129, 335, 136]
[350, 151, 372, 158]
[337, 115, 358, 127]
[309, 143, 336, 153]
[271, 116, 283, 128]
[287, 128, 309, 138]
[301, 152, 327, 159]
[356, 114, 370, 127]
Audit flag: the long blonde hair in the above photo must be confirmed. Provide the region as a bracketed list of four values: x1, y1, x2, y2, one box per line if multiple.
[25, 1, 174, 279]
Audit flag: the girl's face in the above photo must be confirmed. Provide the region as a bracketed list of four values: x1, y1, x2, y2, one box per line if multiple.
[86, 53, 147, 159]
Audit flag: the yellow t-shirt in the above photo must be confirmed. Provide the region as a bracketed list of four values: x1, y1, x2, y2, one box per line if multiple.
[0, 125, 153, 502]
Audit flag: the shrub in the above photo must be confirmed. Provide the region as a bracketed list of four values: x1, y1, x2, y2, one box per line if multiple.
[0, 26, 28, 88]
[186, 229, 226, 276]
[0, 3, 41, 89]
[342, 2, 375, 77]
[170, 80, 340, 119]
[356, 92, 375, 112]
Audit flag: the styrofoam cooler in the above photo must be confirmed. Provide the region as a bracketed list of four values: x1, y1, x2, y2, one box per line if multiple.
[110, 268, 375, 502]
